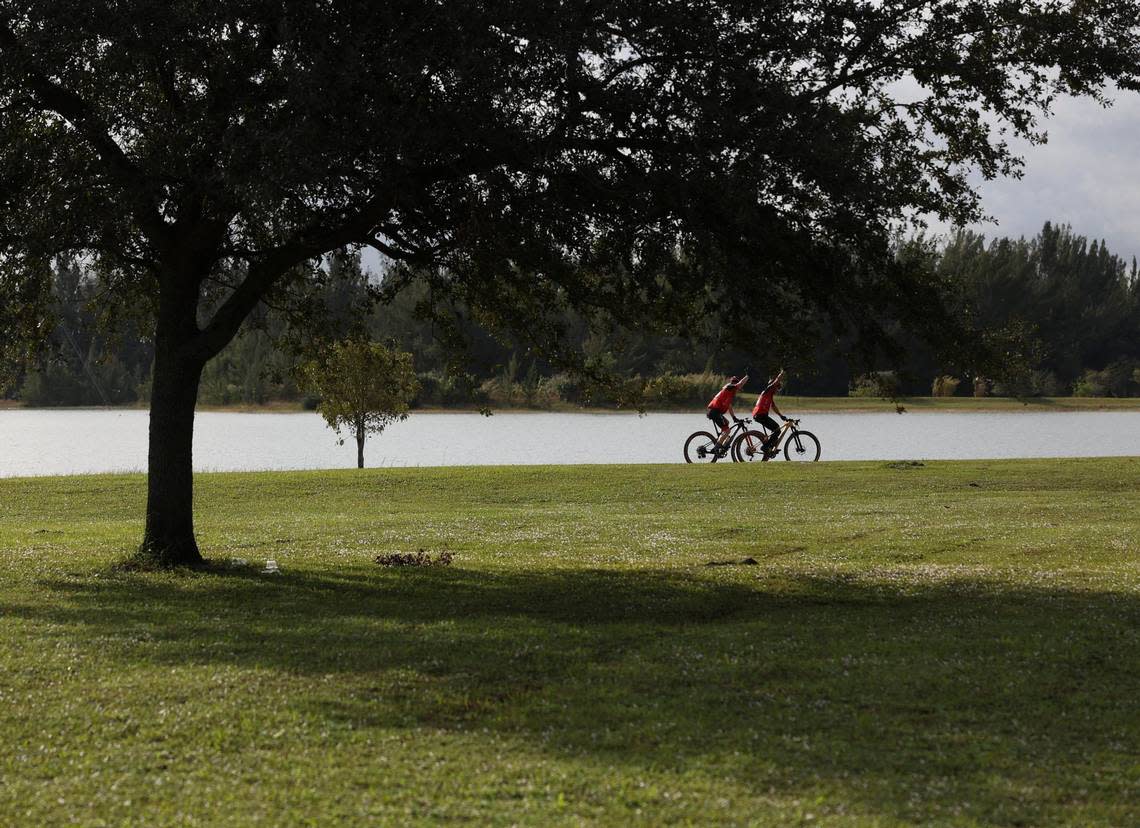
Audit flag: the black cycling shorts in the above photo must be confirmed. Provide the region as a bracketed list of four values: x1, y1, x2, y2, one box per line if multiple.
[756, 413, 781, 442]
[706, 409, 729, 431]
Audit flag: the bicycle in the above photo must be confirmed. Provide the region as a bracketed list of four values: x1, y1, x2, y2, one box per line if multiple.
[733, 417, 821, 462]
[683, 416, 754, 463]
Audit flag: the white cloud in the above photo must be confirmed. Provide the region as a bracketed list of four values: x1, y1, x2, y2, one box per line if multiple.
[931, 90, 1140, 261]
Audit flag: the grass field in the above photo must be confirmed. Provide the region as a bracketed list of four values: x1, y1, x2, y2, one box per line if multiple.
[1, 459, 1137, 826]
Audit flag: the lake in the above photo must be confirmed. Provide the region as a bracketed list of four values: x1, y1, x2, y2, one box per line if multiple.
[0, 409, 1138, 478]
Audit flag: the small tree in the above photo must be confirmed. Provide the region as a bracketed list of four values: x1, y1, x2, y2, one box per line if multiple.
[299, 340, 419, 469]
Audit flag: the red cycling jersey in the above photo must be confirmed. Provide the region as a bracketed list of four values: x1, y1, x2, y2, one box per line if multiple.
[707, 383, 739, 413]
[752, 386, 778, 416]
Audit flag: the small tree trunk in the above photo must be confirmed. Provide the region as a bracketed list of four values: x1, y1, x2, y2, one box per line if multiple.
[138, 280, 207, 567]
[356, 422, 365, 469]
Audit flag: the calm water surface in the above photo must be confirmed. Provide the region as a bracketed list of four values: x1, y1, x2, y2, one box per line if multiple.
[0, 409, 1137, 478]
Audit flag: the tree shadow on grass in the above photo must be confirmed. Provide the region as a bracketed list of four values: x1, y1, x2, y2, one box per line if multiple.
[12, 565, 1140, 824]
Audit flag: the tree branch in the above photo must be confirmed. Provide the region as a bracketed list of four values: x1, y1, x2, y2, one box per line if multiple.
[190, 194, 397, 361]
[0, 22, 172, 248]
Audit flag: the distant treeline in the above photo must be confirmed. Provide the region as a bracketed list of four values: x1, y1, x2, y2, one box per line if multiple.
[6, 222, 1139, 408]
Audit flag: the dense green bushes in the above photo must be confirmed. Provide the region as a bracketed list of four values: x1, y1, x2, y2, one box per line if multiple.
[931, 375, 961, 397]
[1072, 359, 1140, 397]
[850, 371, 900, 398]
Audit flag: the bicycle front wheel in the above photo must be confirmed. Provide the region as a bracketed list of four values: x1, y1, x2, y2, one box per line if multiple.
[733, 430, 769, 463]
[783, 430, 821, 461]
[684, 431, 722, 463]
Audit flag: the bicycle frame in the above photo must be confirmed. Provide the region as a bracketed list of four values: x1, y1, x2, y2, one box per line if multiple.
[722, 417, 752, 444]
[740, 417, 798, 454]
[700, 417, 752, 459]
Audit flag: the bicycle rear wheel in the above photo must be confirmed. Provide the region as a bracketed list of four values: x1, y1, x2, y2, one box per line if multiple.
[783, 430, 821, 461]
[684, 431, 724, 463]
[733, 430, 769, 462]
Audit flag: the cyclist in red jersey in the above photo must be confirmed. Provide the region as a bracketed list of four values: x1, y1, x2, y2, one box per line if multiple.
[706, 374, 748, 456]
[752, 369, 786, 456]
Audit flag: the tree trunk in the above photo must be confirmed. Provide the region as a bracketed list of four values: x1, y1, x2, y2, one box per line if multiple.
[138, 283, 207, 566]
[356, 423, 365, 469]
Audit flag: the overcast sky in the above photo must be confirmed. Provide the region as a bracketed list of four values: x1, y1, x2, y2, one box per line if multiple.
[931, 89, 1140, 262]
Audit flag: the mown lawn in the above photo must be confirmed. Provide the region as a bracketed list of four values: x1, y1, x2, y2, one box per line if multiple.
[0, 459, 1137, 826]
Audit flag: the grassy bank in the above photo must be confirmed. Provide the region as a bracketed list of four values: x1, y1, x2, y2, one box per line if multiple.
[1, 460, 1138, 825]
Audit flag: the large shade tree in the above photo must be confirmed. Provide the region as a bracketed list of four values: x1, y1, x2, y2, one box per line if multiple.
[2, 1, 1137, 565]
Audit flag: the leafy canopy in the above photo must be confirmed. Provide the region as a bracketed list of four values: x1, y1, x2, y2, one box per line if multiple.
[299, 339, 419, 448]
[1, 1, 1138, 366]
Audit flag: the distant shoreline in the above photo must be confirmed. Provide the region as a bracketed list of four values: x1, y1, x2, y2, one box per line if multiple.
[4, 396, 1140, 414]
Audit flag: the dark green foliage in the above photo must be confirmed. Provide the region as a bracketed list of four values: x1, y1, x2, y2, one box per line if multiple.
[3, 1, 1140, 374]
[938, 223, 1140, 395]
[13, 257, 150, 405]
[196, 329, 298, 406]
[1072, 359, 1140, 397]
[11, 223, 1140, 406]
[0, 254, 52, 393]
